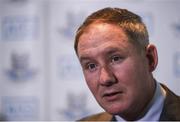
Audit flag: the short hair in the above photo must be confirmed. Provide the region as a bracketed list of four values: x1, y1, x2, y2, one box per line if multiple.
[74, 7, 149, 54]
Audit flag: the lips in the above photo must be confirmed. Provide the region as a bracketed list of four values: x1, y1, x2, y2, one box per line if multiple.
[102, 91, 122, 101]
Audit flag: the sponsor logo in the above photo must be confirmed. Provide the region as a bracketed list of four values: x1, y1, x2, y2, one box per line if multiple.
[174, 52, 180, 77]
[1, 96, 39, 121]
[59, 92, 91, 120]
[1, 15, 39, 41]
[5, 52, 37, 81]
[57, 11, 85, 39]
[57, 55, 83, 81]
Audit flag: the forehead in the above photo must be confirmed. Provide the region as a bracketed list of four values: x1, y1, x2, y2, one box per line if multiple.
[80, 22, 127, 42]
[77, 23, 134, 56]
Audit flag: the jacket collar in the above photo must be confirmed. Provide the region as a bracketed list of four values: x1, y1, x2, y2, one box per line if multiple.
[159, 83, 180, 120]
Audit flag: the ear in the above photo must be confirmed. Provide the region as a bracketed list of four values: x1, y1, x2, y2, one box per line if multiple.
[145, 44, 158, 72]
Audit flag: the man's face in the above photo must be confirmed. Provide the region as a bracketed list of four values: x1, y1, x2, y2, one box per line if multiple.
[77, 23, 154, 118]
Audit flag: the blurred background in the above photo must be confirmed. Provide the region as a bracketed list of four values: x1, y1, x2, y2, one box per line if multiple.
[0, 0, 180, 121]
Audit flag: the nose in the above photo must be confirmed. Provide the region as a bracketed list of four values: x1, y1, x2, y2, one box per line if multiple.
[99, 66, 116, 86]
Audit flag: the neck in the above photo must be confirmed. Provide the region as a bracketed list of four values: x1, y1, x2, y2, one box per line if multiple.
[121, 78, 156, 121]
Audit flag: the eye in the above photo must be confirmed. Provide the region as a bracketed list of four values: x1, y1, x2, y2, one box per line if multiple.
[111, 55, 122, 63]
[86, 63, 97, 71]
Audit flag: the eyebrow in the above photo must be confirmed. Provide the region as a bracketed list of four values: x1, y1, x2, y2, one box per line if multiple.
[105, 47, 121, 55]
[79, 47, 123, 63]
[79, 56, 91, 63]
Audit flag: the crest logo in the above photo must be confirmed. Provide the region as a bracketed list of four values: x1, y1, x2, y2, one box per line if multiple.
[58, 11, 85, 39]
[57, 55, 83, 81]
[59, 92, 92, 120]
[5, 52, 37, 81]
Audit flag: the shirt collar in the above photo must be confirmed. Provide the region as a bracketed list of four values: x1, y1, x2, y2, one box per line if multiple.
[115, 81, 166, 121]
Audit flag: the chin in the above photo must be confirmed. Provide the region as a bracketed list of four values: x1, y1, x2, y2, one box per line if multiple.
[106, 109, 122, 115]
[97, 98, 129, 115]
[103, 104, 125, 115]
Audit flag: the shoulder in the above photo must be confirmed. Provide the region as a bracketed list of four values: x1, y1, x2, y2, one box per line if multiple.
[160, 83, 180, 120]
[78, 112, 114, 121]
[161, 83, 180, 101]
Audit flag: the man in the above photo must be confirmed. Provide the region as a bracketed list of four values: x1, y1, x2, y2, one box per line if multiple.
[74, 7, 180, 121]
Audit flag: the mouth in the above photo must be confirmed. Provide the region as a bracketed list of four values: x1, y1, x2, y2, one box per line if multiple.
[103, 91, 122, 101]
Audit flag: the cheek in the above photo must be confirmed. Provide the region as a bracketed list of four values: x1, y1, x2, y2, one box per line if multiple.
[113, 61, 138, 84]
[115, 59, 149, 96]
[112, 59, 145, 93]
[83, 71, 99, 94]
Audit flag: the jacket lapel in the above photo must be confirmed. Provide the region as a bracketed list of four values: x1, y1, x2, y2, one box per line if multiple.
[160, 84, 180, 120]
